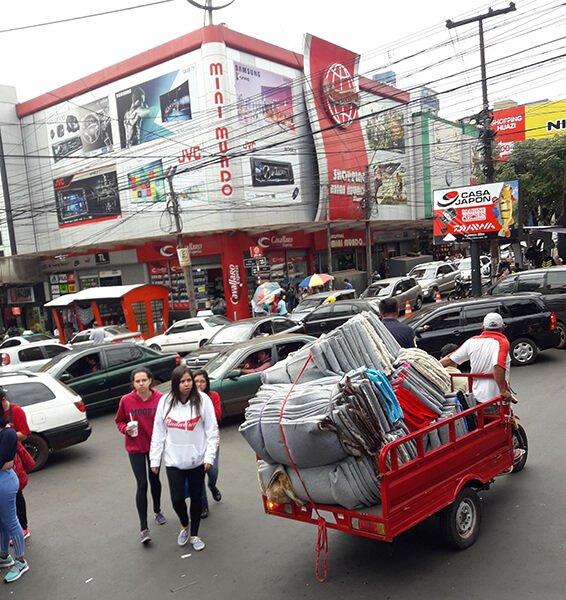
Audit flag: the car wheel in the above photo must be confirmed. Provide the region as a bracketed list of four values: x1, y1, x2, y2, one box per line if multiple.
[510, 337, 538, 366]
[23, 434, 49, 472]
[555, 321, 566, 349]
[149, 344, 161, 351]
[414, 296, 423, 310]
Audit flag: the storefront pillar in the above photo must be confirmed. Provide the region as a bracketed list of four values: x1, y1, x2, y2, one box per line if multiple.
[221, 234, 250, 320]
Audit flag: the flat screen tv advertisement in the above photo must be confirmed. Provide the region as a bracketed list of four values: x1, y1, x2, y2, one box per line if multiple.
[127, 160, 166, 203]
[54, 166, 122, 228]
[433, 180, 519, 244]
[234, 62, 295, 131]
[116, 69, 193, 148]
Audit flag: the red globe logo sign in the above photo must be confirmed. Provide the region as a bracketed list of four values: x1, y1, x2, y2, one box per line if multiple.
[322, 63, 360, 128]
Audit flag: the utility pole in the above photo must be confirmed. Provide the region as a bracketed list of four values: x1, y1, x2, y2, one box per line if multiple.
[447, 2, 516, 297]
[363, 164, 373, 288]
[165, 167, 197, 318]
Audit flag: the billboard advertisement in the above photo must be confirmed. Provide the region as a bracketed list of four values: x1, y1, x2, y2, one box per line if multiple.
[373, 161, 407, 205]
[365, 108, 405, 153]
[54, 165, 121, 228]
[234, 62, 295, 131]
[48, 97, 114, 163]
[433, 180, 519, 243]
[116, 69, 193, 148]
[303, 35, 368, 221]
[127, 160, 166, 203]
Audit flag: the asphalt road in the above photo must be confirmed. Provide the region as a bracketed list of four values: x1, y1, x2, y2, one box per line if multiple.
[8, 349, 566, 599]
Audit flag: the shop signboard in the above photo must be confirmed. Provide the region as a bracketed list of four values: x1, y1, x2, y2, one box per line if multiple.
[244, 257, 267, 268]
[433, 180, 519, 243]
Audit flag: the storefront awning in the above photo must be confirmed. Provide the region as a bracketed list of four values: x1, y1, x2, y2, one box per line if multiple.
[44, 284, 146, 307]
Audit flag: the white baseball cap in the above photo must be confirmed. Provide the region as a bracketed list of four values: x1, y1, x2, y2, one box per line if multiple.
[483, 312, 504, 330]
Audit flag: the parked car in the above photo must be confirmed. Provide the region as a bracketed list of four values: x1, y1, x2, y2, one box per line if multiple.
[404, 293, 559, 365]
[300, 299, 380, 337]
[290, 289, 357, 322]
[40, 343, 181, 412]
[185, 316, 302, 369]
[146, 315, 229, 353]
[0, 334, 55, 349]
[0, 371, 92, 470]
[488, 266, 566, 349]
[455, 256, 491, 283]
[68, 326, 144, 347]
[360, 276, 423, 311]
[206, 333, 315, 417]
[409, 261, 459, 301]
[1, 340, 70, 372]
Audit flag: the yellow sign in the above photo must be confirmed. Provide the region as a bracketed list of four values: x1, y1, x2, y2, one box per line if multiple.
[525, 100, 566, 140]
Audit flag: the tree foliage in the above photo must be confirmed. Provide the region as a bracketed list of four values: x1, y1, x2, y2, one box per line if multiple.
[495, 134, 566, 220]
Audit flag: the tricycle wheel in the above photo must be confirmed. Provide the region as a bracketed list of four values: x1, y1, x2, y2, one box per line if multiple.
[440, 487, 481, 549]
[512, 424, 528, 473]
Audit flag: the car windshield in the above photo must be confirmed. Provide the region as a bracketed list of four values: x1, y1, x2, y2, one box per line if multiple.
[411, 267, 436, 280]
[24, 334, 51, 341]
[206, 351, 235, 379]
[204, 316, 229, 327]
[365, 283, 394, 298]
[108, 326, 132, 335]
[206, 322, 254, 345]
[294, 298, 322, 311]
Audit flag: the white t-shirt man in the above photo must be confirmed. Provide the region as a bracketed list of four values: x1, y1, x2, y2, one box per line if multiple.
[445, 313, 511, 403]
[90, 327, 106, 345]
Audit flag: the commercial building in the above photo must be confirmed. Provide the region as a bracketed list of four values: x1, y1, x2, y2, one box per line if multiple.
[0, 25, 475, 329]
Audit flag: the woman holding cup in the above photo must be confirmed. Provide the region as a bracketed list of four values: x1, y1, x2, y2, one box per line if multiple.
[115, 367, 166, 544]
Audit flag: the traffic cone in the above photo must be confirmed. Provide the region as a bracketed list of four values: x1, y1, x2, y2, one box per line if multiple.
[404, 299, 412, 316]
[435, 290, 441, 303]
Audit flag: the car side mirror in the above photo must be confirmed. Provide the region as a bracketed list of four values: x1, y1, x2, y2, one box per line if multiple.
[227, 369, 241, 379]
[59, 372, 72, 383]
[416, 325, 429, 334]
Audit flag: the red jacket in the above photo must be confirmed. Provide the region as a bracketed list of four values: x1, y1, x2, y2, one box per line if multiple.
[209, 390, 222, 423]
[115, 388, 163, 454]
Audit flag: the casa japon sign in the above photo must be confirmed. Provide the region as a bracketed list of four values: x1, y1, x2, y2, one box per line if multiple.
[433, 180, 520, 243]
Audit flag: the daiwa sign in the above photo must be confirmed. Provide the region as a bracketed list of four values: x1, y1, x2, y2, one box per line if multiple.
[433, 181, 519, 244]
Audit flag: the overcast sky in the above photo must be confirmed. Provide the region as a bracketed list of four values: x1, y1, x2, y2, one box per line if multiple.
[2, 0, 564, 119]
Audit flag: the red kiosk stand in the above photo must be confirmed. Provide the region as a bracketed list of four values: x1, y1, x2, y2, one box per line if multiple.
[45, 284, 170, 344]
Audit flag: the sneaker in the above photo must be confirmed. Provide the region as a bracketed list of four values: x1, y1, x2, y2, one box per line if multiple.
[0, 556, 14, 569]
[154, 512, 167, 526]
[4, 559, 29, 583]
[211, 487, 222, 502]
[177, 528, 189, 547]
[140, 529, 151, 544]
[201, 507, 209, 519]
[189, 536, 206, 551]
[22, 530, 30, 540]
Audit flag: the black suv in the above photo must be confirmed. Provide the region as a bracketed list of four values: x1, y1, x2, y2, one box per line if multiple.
[300, 299, 379, 337]
[488, 266, 566, 348]
[404, 293, 559, 365]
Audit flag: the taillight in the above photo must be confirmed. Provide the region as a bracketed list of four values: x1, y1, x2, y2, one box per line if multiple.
[550, 312, 557, 331]
[175, 354, 181, 366]
[74, 400, 86, 413]
[1, 353, 10, 366]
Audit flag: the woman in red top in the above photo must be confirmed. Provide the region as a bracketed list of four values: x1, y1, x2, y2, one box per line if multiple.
[115, 367, 166, 544]
[193, 370, 222, 518]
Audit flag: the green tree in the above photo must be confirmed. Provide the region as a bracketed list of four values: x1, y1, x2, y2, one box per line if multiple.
[495, 134, 566, 221]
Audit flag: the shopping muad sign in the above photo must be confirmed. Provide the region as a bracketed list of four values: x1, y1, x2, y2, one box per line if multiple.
[433, 180, 519, 244]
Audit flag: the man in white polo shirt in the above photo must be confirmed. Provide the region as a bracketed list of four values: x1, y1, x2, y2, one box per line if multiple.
[440, 312, 512, 403]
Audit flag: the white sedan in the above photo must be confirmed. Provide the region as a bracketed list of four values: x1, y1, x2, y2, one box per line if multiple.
[146, 315, 229, 354]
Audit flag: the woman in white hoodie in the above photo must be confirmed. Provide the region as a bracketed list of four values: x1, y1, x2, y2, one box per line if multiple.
[150, 365, 219, 551]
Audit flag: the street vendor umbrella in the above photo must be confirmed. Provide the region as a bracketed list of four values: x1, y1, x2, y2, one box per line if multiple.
[299, 273, 334, 289]
[253, 282, 282, 305]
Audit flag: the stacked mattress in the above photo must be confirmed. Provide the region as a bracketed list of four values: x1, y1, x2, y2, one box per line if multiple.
[240, 312, 470, 510]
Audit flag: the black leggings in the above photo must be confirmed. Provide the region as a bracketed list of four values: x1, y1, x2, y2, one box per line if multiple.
[128, 453, 162, 531]
[16, 490, 27, 530]
[166, 465, 205, 536]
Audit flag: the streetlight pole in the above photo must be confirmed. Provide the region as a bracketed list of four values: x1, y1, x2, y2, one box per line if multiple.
[165, 167, 197, 318]
[446, 2, 517, 296]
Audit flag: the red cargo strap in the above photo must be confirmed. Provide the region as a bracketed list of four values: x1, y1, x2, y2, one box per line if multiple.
[278, 353, 329, 583]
